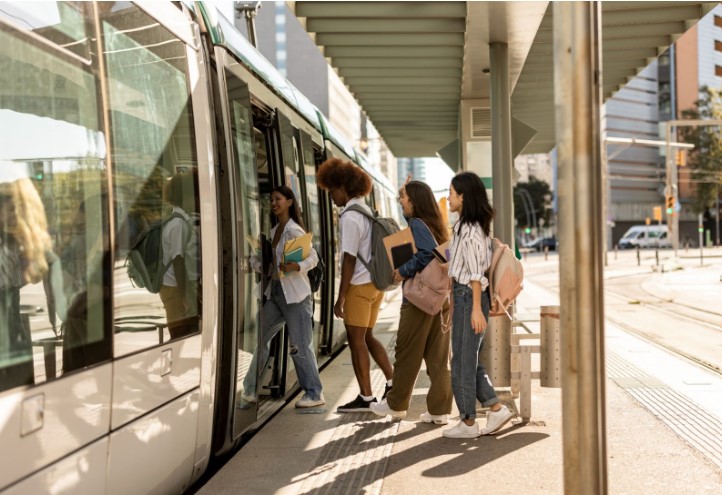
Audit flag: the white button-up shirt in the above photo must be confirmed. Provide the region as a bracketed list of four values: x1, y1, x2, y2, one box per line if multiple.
[339, 196, 373, 285]
[252, 218, 319, 304]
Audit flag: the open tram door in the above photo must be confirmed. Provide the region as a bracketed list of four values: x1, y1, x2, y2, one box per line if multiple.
[213, 59, 279, 447]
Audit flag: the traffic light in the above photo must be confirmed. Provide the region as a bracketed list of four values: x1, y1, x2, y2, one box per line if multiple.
[653, 206, 662, 222]
[524, 227, 531, 234]
[666, 195, 675, 214]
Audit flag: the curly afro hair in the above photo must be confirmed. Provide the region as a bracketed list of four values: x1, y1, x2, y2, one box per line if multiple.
[316, 157, 372, 198]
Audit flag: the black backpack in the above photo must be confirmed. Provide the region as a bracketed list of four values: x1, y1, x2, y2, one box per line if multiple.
[126, 212, 192, 293]
[307, 256, 325, 292]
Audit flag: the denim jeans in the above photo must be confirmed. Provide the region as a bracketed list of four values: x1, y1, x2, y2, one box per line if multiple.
[450, 281, 499, 419]
[243, 280, 323, 400]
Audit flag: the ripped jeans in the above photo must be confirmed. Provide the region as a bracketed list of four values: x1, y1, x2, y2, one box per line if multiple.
[243, 280, 323, 400]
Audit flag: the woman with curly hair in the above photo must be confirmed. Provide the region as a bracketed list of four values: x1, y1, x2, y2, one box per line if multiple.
[316, 158, 393, 413]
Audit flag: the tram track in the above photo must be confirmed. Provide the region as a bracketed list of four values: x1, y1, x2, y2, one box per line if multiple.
[523, 259, 722, 377]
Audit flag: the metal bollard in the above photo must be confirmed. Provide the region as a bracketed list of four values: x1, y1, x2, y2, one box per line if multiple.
[480, 315, 511, 386]
[544, 245, 549, 260]
[540, 305, 561, 388]
[655, 248, 659, 267]
[636, 245, 640, 266]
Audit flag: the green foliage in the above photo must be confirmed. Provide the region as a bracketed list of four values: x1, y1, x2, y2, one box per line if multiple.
[513, 176, 554, 230]
[678, 86, 722, 214]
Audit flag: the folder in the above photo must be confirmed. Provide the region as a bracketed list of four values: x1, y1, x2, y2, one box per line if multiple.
[283, 232, 312, 264]
[432, 241, 450, 263]
[383, 228, 416, 270]
[284, 246, 304, 263]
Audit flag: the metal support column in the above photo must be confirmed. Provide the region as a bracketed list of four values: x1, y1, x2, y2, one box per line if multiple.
[488, 42, 514, 385]
[553, 3, 607, 494]
[490, 42, 514, 246]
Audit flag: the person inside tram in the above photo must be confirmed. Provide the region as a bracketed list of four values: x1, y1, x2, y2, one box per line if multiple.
[159, 172, 200, 340]
[444, 171, 514, 438]
[242, 185, 325, 409]
[370, 180, 453, 424]
[0, 176, 66, 390]
[316, 158, 394, 413]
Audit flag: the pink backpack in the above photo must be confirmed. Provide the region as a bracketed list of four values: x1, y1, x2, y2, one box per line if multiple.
[486, 238, 524, 318]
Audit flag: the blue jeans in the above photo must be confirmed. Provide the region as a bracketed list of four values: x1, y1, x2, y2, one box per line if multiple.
[450, 281, 499, 419]
[243, 280, 323, 400]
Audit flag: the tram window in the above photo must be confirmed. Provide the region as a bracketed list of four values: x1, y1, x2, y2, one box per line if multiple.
[0, 2, 111, 391]
[101, 4, 201, 356]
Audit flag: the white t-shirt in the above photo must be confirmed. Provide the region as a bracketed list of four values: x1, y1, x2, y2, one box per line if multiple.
[162, 206, 199, 287]
[339, 197, 373, 285]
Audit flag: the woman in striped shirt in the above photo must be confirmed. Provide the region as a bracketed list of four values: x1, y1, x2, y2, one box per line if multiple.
[443, 172, 514, 439]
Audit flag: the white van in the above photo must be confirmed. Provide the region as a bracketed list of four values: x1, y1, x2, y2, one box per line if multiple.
[618, 225, 669, 249]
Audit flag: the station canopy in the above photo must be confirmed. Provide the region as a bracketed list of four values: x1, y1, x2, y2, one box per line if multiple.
[290, 1, 717, 157]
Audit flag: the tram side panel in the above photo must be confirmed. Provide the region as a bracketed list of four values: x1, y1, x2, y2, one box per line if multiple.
[0, 3, 114, 492]
[101, 4, 207, 494]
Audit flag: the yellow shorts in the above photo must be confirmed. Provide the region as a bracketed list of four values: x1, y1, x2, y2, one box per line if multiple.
[344, 282, 383, 328]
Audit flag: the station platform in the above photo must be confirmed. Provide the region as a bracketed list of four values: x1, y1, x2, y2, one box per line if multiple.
[196, 253, 722, 495]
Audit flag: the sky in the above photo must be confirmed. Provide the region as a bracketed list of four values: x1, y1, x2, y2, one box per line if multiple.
[422, 157, 455, 200]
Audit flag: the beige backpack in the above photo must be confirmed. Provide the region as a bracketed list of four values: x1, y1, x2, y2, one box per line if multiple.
[485, 238, 524, 318]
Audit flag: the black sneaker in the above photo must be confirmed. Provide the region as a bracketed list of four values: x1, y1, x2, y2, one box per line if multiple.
[337, 395, 377, 413]
[382, 384, 392, 400]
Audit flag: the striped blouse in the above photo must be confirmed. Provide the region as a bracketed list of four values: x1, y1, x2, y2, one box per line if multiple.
[448, 221, 493, 290]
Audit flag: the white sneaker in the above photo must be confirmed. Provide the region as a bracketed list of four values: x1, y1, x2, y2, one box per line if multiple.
[420, 412, 449, 425]
[480, 405, 514, 435]
[442, 420, 480, 438]
[370, 398, 407, 419]
[295, 394, 325, 408]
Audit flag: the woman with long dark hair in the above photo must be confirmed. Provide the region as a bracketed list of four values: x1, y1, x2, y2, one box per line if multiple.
[370, 180, 453, 424]
[443, 172, 513, 438]
[242, 185, 324, 408]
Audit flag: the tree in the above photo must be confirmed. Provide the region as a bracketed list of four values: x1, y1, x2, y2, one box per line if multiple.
[678, 86, 722, 214]
[513, 176, 553, 231]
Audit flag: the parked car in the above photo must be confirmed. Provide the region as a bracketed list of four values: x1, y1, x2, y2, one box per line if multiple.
[524, 236, 557, 251]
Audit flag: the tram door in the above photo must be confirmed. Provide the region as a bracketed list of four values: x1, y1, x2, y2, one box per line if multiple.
[222, 72, 264, 437]
[296, 133, 326, 358]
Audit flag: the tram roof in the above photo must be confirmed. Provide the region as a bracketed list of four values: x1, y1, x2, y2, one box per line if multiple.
[290, 1, 717, 157]
[195, 2, 375, 170]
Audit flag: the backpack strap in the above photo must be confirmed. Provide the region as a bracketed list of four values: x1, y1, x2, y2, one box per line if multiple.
[410, 217, 439, 249]
[486, 238, 504, 302]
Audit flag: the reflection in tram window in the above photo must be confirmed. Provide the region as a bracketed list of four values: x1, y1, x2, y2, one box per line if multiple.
[101, 3, 201, 356]
[0, 1, 111, 391]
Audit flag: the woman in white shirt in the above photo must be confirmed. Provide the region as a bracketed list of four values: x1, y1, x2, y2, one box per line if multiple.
[316, 158, 394, 413]
[242, 185, 324, 409]
[443, 172, 514, 439]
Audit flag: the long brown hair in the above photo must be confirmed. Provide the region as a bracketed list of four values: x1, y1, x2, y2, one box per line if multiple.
[404, 181, 449, 244]
[272, 185, 305, 230]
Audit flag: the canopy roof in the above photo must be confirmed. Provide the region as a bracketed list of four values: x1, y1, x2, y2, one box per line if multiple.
[291, 1, 717, 157]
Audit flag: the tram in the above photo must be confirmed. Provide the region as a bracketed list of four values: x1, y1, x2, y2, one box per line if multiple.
[0, 2, 399, 493]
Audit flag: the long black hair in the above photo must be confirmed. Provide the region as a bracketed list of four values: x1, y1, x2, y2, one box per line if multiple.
[404, 181, 449, 244]
[450, 172, 494, 236]
[272, 185, 305, 230]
